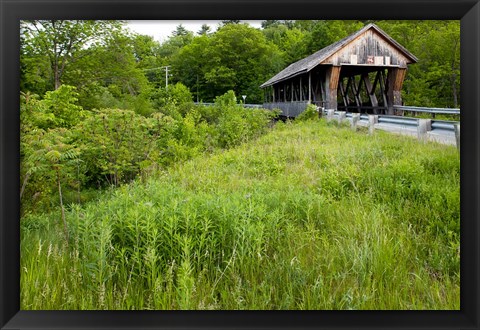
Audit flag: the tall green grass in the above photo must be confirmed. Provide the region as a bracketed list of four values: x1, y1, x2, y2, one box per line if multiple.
[21, 119, 460, 310]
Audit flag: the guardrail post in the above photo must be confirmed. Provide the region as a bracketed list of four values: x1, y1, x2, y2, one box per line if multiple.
[326, 109, 335, 122]
[351, 113, 360, 131]
[317, 107, 324, 118]
[454, 123, 460, 151]
[417, 119, 432, 143]
[368, 115, 378, 135]
[337, 111, 346, 124]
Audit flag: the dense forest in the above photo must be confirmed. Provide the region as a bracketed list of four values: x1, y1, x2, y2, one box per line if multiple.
[20, 20, 460, 310]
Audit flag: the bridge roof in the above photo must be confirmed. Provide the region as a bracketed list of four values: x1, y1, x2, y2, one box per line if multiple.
[260, 23, 418, 88]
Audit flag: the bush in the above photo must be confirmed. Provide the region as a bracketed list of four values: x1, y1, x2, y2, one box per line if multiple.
[296, 103, 319, 121]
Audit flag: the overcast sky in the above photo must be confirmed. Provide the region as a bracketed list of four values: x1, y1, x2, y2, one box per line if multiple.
[126, 20, 263, 43]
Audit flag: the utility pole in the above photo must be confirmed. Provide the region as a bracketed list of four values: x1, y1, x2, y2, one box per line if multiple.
[164, 66, 170, 91]
[142, 66, 170, 90]
[196, 74, 199, 103]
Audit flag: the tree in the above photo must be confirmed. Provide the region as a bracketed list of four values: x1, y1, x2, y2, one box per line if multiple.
[157, 26, 194, 59]
[20, 125, 80, 241]
[20, 87, 87, 214]
[205, 24, 284, 102]
[131, 34, 162, 65]
[170, 35, 211, 102]
[376, 20, 460, 108]
[60, 31, 154, 113]
[263, 25, 307, 64]
[413, 21, 460, 108]
[77, 109, 157, 187]
[36, 85, 87, 129]
[22, 20, 123, 90]
[261, 20, 281, 29]
[197, 24, 212, 36]
[42, 129, 80, 242]
[221, 20, 241, 26]
[172, 24, 284, 103]
[303, 20, 363, 55]
[172, 24, 190, 37]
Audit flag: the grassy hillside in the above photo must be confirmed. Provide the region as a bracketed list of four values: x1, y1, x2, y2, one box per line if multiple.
[21, 119, 460, 310]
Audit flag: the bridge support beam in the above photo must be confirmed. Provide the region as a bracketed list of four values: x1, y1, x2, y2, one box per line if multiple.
[325, 65, 341, 110]
[387, 68, 406, 115]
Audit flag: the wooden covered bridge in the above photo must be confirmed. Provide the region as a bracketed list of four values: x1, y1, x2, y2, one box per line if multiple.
[260, 23, 418, 117]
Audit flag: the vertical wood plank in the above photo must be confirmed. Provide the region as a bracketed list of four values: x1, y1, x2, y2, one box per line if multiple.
[308, 71, 312, 103]
[300, 76, 303, 101]
[291, 80, 294, 101]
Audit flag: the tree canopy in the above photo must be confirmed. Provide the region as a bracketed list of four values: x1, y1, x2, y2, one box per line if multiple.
[21, 19, 460, 108]
[171, 23, 283, 103]
[21, 20, 123, 91]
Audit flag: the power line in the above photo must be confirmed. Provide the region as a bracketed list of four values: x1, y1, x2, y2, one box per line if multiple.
[142, 66, 170, 90]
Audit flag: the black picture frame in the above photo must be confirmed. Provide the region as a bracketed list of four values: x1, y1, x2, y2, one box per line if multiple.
[1, 0, 479, 329]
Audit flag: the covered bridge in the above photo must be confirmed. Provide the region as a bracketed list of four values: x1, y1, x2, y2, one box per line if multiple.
[260, 23, 418, 117]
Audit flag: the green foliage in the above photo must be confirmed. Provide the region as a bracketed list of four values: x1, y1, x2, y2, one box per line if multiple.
[296, 104, 319, 121]
[36, 85, 87, 129]
[214, 90, 237, 107]
[21, 20, 461, 115]
[20, 86, 86, 130]
[20, 87, 86, 212]
[21, 120, 459, 310]
[76, 109, 155, 186]
[172, 24, 284, 103]
[375, 20, 460, 108]
[157, 26, 194, 59]
[21, 20, 123, 90]
[213, 91, 278, 148]
[18, 19, 462, 308]
[197, 24, 212, 36]
[63, 31, 153, 113]
[20, 88, 277, 213]
[20, 127, 82, 216]
[152, 82, 194, 114]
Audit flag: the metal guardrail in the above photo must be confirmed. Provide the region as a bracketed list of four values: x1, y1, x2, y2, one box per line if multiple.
[194, 102, 263, 109]
[431, 120, 456, 132]
[378, 116, 418, 127]
[322, 109, 460, 147]
[346, 113, 369, 123]
[394, 105, 460, 115]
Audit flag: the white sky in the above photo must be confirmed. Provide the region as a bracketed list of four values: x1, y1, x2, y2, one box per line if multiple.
[126, 20, 263, 43]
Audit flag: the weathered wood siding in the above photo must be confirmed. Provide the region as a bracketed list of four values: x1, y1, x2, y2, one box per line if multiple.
[322, 29, 412, 67]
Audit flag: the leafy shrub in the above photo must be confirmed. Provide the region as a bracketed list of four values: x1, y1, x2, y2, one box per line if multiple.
[214, 90, 277, 148]
[296, 103, 319, 121]
[76, 109, 156, 186]
[152, 83, 193, 109]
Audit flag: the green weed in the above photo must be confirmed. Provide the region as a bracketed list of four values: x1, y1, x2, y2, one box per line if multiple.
[21, 119, 460, 310]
